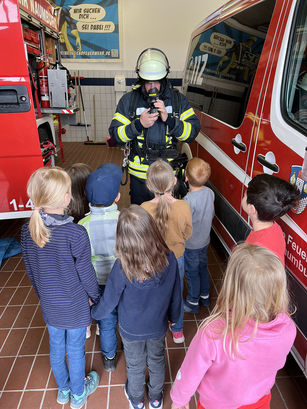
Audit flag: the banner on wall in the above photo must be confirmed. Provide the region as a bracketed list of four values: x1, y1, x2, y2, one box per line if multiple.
[56, 0, 120, 60]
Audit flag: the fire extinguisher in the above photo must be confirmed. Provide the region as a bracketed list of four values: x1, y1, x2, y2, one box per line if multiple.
[37, 57, 50, 108]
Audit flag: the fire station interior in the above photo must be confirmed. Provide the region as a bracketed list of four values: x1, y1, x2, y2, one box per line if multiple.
[0, 144, 306, 409]
[1, 0, 307, 408]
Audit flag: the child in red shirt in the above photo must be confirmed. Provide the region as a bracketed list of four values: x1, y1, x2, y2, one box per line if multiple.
[241, 174, 300, 265]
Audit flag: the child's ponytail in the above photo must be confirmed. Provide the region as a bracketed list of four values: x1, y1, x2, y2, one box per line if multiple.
[29, 208, 50, 248]
[155, 194, 172, 239]
[146, 159, 175, 239]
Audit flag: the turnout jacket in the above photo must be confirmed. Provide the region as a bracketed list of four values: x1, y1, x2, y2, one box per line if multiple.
[109, 82, 200, 180]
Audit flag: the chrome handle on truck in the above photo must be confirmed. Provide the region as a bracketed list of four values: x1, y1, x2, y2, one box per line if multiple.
[257, 154, 279, 173]
[231, 138, 247, 152]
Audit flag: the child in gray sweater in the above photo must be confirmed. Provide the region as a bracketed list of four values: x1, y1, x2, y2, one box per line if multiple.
[183, 158, 215, 314]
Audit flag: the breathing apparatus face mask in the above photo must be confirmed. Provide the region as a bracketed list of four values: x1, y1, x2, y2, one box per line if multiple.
[147, 87, 159, 113]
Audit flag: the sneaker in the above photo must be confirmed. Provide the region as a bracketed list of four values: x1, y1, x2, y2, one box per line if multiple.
[200, 295, 210, 307]
[96, 324, 100, 336]
[149, 397, 163, 409]
[171, 330, 185, 344]
[183, 299, 199, 314]
[57, 389, 70, 404]
[124, 380, 144, 409]
[103, 354, 116, 372]
[86, 326, 91, 339]
[70, 371, 99, 409]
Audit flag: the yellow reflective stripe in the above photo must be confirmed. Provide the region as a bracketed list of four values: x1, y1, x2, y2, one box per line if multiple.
[180, 108, 194, 121]
[128, 163, 175, 179]
[113, 112, 131, 125]
[117, 125, 131, 142]
[177, 121, 191, 141]
[128, 168, 147, 179]
[129, 157, 176, 170]
[128, 157, 148, 179]
[129, 161, 148, 171]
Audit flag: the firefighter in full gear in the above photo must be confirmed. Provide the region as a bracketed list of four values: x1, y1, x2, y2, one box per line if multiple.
[109, 48, 201, 204]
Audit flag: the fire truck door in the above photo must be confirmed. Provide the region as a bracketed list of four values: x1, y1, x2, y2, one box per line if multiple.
[0, 0, 43, 217]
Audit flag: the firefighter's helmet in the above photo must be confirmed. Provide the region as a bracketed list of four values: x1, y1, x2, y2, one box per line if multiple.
[136, 48, 170, 81]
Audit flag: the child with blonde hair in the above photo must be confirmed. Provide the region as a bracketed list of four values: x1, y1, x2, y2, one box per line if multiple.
[183, 158, 214, 314]
[170, 243, 296, 409]
[21, 167, 100, 409]
[92, 205, 181, 409]
[141, 159, 192, 343]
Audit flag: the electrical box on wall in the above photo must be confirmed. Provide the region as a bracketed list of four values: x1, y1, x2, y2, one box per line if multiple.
[48, 69, 68, 108]
[114, 75, 126, 92]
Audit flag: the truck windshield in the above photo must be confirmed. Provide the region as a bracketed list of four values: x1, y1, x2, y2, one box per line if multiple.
[283, 0, 307, 133]
[183, 0, 276, 128]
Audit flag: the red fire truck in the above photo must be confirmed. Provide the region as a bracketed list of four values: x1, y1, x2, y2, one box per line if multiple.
[0, 0, 75, 220]
[182, 0, 307, 374]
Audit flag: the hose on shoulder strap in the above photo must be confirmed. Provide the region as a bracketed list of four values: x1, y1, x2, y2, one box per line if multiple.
[121, 165, 129, 186]
[121, 143, 130, 186]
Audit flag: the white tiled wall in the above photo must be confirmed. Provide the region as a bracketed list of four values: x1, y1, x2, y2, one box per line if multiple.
[60, 70, 183, 143]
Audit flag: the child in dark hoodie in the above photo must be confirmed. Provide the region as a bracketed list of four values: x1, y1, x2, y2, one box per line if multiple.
[92, 205, 181, 409]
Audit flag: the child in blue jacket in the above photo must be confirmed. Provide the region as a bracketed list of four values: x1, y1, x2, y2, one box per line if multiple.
[92, 205, 181, 409]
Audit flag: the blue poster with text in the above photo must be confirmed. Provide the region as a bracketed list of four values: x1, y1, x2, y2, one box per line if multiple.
[56, 0, 120, 60]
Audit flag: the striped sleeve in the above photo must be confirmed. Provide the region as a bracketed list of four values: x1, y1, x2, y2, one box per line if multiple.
[169, 93, 200, 143]
[70, 226, 100, 303]
[109, 92, 142, 145]
[20, 223, 39, 295]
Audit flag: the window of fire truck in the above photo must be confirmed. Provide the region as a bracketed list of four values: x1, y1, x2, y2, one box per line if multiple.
[183, 0, 276, 127]
[283, 0, 307, 135]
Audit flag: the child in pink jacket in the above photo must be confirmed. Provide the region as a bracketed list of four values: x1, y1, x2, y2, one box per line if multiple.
[170, 243, 296, 409]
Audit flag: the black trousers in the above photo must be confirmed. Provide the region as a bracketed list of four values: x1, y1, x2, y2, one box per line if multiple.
[130, 175, 153, 205]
